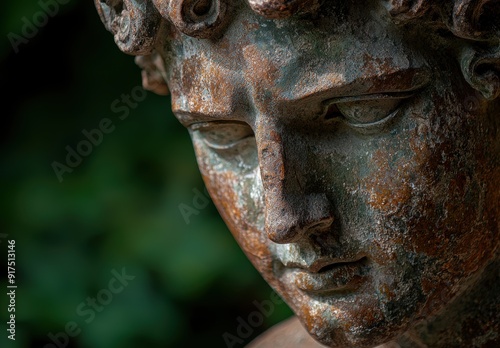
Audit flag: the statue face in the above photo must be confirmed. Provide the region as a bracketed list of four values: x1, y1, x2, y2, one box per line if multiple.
[164, 3, 499, 347]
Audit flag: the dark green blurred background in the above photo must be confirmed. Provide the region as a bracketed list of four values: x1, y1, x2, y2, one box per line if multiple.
[0, 1, 292, 347]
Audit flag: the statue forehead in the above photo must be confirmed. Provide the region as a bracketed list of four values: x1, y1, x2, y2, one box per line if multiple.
[166, 5, 431, 122]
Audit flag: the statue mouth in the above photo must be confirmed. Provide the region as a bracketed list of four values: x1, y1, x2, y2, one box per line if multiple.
[288, 257, 369, 294]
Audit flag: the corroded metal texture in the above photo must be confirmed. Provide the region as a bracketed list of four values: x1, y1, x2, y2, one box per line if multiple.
[246, 0, 322, 19]
[95, 0, 162, 54]
[95, 1, 500, 347]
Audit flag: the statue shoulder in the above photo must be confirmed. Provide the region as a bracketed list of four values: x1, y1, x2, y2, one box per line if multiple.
[246, 317, 405, 348]
[246, 316, 327, 348]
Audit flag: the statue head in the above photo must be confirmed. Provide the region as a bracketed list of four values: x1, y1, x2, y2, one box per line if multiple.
[95, 0, 500, 346]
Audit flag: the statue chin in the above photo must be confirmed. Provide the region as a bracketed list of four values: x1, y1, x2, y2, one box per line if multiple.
[95, 0, 500, 347]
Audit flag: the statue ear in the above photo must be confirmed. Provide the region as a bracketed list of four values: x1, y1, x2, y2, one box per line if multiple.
[453, 0, 500, 100]
[135, 52, 170, 96]
[95, 0, 162, 55]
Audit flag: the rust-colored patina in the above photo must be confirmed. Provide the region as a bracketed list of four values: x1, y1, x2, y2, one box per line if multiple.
[94, 0, 500, 347]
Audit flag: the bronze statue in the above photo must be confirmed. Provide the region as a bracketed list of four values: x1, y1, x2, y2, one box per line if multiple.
[94, 0, 500, 347]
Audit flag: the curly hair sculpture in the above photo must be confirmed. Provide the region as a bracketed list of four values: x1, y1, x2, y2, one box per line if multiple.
[94, 0, 499, 97]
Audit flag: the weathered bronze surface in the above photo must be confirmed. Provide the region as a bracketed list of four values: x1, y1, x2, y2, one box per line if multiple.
[94, 0, 500, 347]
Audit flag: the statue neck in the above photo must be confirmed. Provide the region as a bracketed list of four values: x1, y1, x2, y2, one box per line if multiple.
[398, 258, 500, 348]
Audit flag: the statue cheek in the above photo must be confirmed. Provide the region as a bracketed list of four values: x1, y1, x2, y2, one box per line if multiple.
[359, 97, 496, 296]
[363, 148, 415, 216]
[191, 137, 272, 265]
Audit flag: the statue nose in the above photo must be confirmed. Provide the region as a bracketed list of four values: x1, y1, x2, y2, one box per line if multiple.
[258, 129, 334, 244]
[264, 193, 334, 243]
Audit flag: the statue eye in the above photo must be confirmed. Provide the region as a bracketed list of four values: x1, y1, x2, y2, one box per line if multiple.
[322, 92, 415, 130]
[191, 122, 254, 149]
[191, 122, 257, 169]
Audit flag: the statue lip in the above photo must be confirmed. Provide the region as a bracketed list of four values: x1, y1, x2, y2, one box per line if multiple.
[281, 254, 367, 273]
[287, 257, 369, 294]
[309, 256, 366, 273]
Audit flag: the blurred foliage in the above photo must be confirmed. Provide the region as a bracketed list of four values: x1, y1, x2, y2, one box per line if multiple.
[0, 1, 292, 347]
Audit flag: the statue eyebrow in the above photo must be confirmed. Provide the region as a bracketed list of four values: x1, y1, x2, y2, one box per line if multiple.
[323, 89, 426, 106]
[173, 110, 242, 127]
[280, 67, 432, 105]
